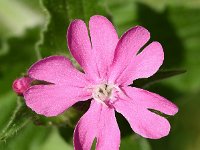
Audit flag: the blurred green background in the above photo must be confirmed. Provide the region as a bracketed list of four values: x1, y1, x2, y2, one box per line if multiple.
[0, 0, 200, 150]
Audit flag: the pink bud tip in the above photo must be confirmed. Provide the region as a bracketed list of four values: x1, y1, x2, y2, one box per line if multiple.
[12, 77, 33, 95]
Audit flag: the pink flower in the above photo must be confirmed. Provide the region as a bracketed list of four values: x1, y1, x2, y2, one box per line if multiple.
[23, 15, 178, 150]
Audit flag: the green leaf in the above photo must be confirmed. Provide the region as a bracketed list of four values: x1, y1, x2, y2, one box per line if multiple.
[121, 135, 151, 150]
[0, 124, 51, 150]
[39, 0, 110, 57]
[132, 69, 186, 88]
[0, 27, 41, 95]
[0, 96, 87, 142]
[0, 93, 51, 150]
[0, 98, 33, 141]
[34, 106, 83, 127]
[40, 128, 73, 150]
[0, 93, 17, 133]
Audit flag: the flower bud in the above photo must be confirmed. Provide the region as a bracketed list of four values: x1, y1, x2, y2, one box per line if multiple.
[12, 77, 32, 95]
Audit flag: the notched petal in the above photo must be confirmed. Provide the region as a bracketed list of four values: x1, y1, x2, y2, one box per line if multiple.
[113, 87, 178, 139]
[28, 56, 90, 87]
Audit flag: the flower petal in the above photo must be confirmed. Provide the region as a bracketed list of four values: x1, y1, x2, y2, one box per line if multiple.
[113, 87, 178, 139]
[96, 106, 120, 150]
[109, 26, 150, 83]
[89, 15, 118, 78]
[74, 101, 100, 150]
[115, 101, 170, 139]
[122, 87, 178, 115]
[24, 85, 91, 117]
[74, 101, 120, 150]
[116, 42, 164, 85]
[67, 20, 99, 80]
[28, 56, 90, 87]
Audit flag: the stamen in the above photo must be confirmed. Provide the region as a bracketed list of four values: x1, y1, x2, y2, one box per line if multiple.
[92, 83, 119, 104]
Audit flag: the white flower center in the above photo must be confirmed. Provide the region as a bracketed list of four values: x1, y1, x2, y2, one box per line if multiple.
[92, 84, 119, 104]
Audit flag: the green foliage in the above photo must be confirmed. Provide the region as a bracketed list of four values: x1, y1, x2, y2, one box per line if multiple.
[39, 0, 109, 57]
[120, 135, 151, 150]
[0, 98, 33, 141]
[0, 123, 50, 150]
[133, 69, 186, 88]
[0, 27, 40, 95]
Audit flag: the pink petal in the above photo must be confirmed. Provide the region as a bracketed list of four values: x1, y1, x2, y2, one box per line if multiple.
[67, 20, 99, 81]
[113, 87, 178, 139]
[74, 101, 120, 150]
[109, 26, 150, 84]
[96, 105, 120, 150]
[116, 42, 164, 85]
[28, 56, 89, 87]
[122, 87, 178, 115]
[24, 85, 91, 117]
[115, 101, 170, 139]
[74, 101, 101, 150]
[89, 15, 118, 79]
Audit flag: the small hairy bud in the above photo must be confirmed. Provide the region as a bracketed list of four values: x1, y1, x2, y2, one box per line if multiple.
[12, 77, 32, 95]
